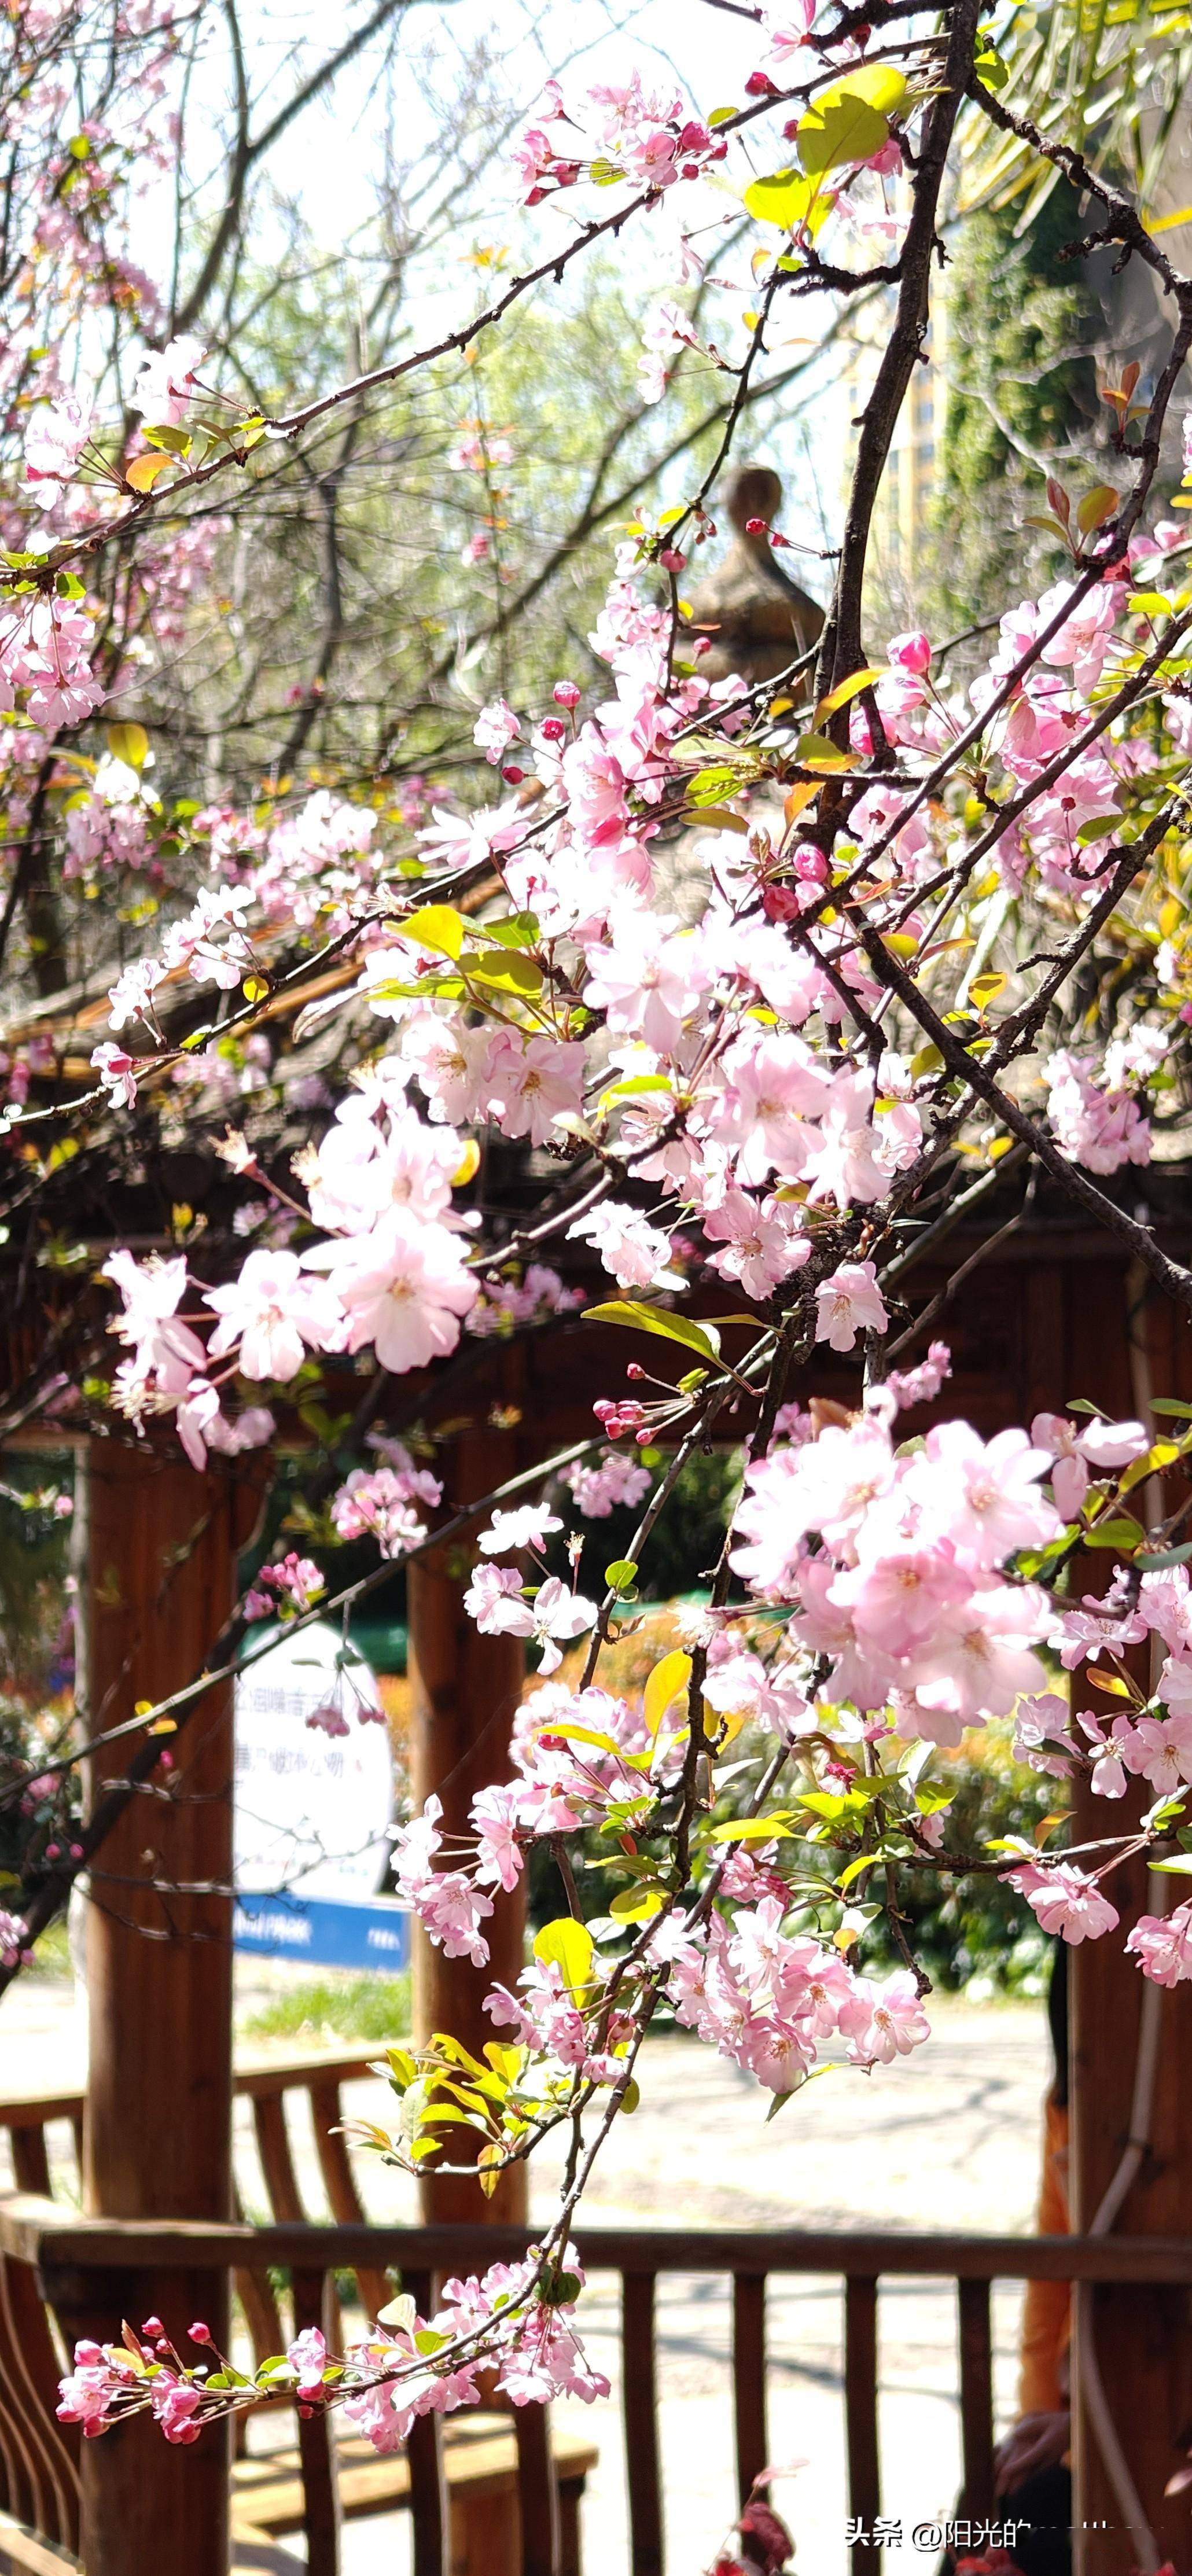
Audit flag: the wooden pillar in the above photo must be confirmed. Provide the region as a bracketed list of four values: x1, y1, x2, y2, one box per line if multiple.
[76, 1439, 246, 2576]
[407, 1418, 528, 2226]
[1068, 1266, 1192, 2576]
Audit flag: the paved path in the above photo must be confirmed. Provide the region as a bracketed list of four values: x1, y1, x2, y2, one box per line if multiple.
[0, 1970, 1050, 2575]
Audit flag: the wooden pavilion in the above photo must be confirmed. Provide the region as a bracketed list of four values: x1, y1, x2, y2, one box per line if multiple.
[0, 1195, 1189, 2576]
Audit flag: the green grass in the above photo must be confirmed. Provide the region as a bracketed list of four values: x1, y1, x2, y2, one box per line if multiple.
[241, 1971, 410, 2044]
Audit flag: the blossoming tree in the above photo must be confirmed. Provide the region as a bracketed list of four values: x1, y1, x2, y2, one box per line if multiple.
[1, 0, 1192, 2544]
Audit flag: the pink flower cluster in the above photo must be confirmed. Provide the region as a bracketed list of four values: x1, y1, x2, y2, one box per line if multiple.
[244, 1554, 325, 1622]
[58, 2261, 608, 2454]
[561, 1449, 653, 1517]
[652, 1900, 929, 2091]
[731, 1416, 1059, 1745]
[513, 73, 723, 206]
[330, 1450, 442, 1559]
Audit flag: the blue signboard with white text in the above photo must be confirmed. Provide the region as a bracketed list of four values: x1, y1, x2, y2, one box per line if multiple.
[233, 1890, 410, 1973]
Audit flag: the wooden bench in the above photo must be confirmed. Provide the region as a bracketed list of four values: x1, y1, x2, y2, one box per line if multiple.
[0, 2055, 594, 2575]
[5, 2183, 1191, 2576]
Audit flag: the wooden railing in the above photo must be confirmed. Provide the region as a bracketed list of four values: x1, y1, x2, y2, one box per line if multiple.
[3, 2188, 1191, 2576]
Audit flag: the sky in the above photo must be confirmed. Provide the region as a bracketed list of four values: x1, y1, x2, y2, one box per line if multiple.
[144, 1, 848, 581]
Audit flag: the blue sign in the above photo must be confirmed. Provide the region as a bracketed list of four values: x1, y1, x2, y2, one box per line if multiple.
[233, 1891, 410, 1973]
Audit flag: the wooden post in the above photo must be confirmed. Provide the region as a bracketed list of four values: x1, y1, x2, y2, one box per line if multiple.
[75, 1438, 248, 2576]
[407, 1416, 528, 2228]
[1068, 1268, 1192, 2576]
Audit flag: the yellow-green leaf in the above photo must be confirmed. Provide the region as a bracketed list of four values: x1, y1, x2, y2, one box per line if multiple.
[534, 1916, 595, 1998]
[644, 1650, 693, 1736]
[399, 904, 465, 959]
[468, 948, 543, 995]
[106, 721, 149, 772]
[794, 728, 860, 771]
[812, 666, 888, 724]
[609, 1886, 665, 1922]
[583, 1300, 722, 1368]
[969, 970, 1007, 1010]
[743, 167, 817, 229]
[1076, 484, 1119, 535]
[797, 67, 907, 177]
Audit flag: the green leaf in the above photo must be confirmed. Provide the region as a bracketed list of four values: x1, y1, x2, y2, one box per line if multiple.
[143, 424, 193, 458]
[1150, 1854, 1192, 1873]
[583, 1300, 723, 1368]
[1150, 1398, 1192, 1419]
[468, 948, 543, 995]
[480, 911, 539, 949]
[609, 1885, 665, 1921]
[687, 763, 749, 807]
[1138, 1541, 1192, 1570]
[794, 728, 859, 771]
[1083, 1515, 1146, 1550]
[796, 66, 907, 176]
[605, 1558, 639, 1594]
[534, 1916, 595, 1998]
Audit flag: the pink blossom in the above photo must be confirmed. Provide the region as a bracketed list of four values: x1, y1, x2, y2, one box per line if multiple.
[149, 2378, 204, 2444]
[886, 1341, 951, 1413]
[486, 1034, 586, 1146]
[286, 2328, 328, 2397]
[91, 1043, 138, 1107]
[130, 332, 207, 424]
[562, 1451, 652, 1518]
[1046, 1048, 1152, 1175]
[568, 1200, 678, 1290]
[1126, 1900, 1192, 1986]
[57, 2343, 140, 2437]
[0, 1908, 28, 1970]
[331, 1467, 429, 1559]
[840, 1971, 930, 2065]
[1008, 1861, 1120, 1943]
[320, 1211, 477, 1373]
[474, 698, 521, 763]
[583, 915, 708, 1053]
[463, 1566, 596, 1674]
[205, 1249, 343, 1381]
[415, 1870, 494, 1964]
[814, 1260, 888, 1353]
[25, 393, 92, 505]
[470, 1783, 524, 1891]
[760, 1, 815, 58]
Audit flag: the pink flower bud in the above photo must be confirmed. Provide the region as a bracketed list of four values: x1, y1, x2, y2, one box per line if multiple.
[888, 628, 932, 674]
[553, 680, 581, 708]
[539, 715, 566, 742]
[658, 547, 686, 572]
[142, 2317, 164, 2339]
[745, 71, 779, 96]
[501, 764, 525, 785]
[187, 2321, 211, 2343]
[626, 1363, 646, 1381]
[745, 517, 770, 536]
